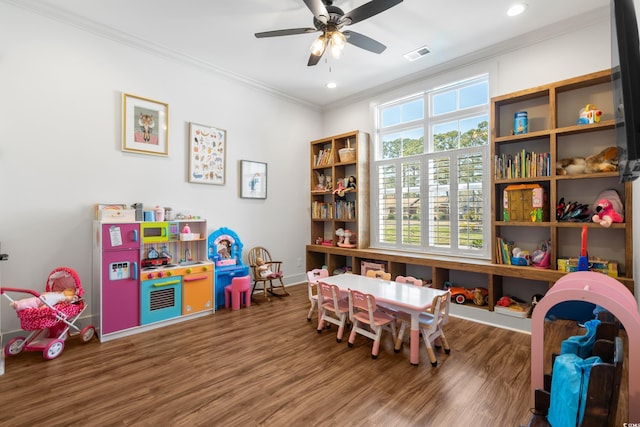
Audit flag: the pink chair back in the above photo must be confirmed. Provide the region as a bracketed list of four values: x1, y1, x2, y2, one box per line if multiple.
[365, 270, 391, 280]
[349, 289, 377, 324]
[395, 275, 423, 287]
[307, 268, 329, 284]
[318, 282, 341, 308]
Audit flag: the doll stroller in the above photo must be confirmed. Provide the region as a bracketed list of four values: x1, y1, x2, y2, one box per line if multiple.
[1, 266, 96, 360]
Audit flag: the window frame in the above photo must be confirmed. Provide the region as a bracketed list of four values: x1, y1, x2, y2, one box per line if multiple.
[372, 74, 491, 259]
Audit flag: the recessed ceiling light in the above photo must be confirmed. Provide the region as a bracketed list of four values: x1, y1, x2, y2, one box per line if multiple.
[507, 3, 527, 16]
[326, 82, 337, 89]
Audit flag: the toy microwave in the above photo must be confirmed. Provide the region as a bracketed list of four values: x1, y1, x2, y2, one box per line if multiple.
[140, 222, 169, 243]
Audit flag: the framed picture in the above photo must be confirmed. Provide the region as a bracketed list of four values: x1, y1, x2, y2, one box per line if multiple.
[122, 93, 169, 156]
[188, 123, 226, 185]
[240, 160, 267, 199]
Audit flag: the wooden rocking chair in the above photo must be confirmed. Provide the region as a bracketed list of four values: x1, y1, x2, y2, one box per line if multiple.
[247, 246, 289, 301]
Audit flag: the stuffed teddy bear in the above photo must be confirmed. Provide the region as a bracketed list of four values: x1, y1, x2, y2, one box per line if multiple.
[592, 189, 624, 227]
[11, 288, 77, 311]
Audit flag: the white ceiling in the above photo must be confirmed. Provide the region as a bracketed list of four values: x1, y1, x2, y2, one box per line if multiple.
[9, 0, 610, 109]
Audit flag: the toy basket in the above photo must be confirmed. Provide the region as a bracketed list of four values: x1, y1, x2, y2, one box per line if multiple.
[338, 139, 356, 162]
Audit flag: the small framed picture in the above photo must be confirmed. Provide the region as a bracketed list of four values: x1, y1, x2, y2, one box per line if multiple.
[122, 93, 169, 156]
[188, 122, 226, 185]
[240, 160, 267, 199]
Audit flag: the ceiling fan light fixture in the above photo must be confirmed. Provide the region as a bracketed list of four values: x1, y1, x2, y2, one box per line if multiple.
[310, 36, 326, 56]
[330, 31, 346, 49]
[330, 43, 344, 59]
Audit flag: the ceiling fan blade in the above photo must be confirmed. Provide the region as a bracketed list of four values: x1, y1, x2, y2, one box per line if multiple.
[303, 0, 328, 25]
[307, 51, 323, 66]
[342, 0, 403, 26]
[255, 28, 318, 38]
[343, 31, 386, 54]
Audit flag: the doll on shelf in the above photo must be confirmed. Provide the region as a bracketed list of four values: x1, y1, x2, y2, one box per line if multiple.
[347, 175, 356, 191]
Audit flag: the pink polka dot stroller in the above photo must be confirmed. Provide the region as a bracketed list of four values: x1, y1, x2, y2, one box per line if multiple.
[1, 266, 96, 360]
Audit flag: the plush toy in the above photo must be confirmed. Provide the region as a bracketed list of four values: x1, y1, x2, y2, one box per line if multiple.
[592, 189, 624, 227]
[11, 288, 77, 311]
[556, 146, 618, 175]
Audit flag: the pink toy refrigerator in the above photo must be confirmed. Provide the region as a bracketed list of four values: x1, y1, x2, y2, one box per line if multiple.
[95, 223, 140, 338]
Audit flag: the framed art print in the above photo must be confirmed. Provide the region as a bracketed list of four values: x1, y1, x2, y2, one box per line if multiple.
[240, 160, 267, 199]
[188, 122, 226, 185]
[122, 93, 169, 156]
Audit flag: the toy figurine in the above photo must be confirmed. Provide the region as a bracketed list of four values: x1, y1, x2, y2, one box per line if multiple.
[314, 171, 326, 191]
[577, 104, 602, 125]
[347, 175, 357, 191]
[325, 176, 333, 191]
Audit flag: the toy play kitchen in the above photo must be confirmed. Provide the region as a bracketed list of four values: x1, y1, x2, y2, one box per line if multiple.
[93, 207, 214, 342]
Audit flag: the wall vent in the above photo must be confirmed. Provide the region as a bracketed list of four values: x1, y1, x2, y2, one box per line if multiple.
[404, 46, 430, 62]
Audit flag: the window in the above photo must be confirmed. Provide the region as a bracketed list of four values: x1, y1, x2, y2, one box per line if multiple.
[373, 75, 490, 258]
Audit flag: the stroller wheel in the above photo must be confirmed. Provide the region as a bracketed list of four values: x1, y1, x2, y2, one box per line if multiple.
[80, 326, 96, 343]
[4, 337, 26, 357]
[43, 339, 65, 360]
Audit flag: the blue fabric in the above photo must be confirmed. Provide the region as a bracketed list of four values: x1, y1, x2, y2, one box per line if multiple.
[547, 354, 602, 427]
[560, 319, 600, 359]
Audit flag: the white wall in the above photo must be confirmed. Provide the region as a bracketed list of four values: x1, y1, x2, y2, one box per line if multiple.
[0, 4, 321, 333]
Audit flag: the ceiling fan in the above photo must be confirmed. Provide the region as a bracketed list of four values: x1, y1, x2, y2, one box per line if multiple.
[255, 0, 403, 66]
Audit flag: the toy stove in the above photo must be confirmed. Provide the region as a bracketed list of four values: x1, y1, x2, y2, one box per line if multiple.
[139, 262, 211, 324]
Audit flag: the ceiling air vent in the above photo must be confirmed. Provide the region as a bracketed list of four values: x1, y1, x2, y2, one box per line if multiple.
[404, 46, 430, 62]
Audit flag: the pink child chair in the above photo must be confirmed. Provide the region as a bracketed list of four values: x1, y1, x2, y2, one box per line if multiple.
[395, 275, 424, 287]
[224, 275, 251, 310]
[306, 268, 329, 321]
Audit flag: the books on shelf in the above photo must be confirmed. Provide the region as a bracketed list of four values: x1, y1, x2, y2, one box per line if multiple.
[314, 147, 332, 167]
[495, 237, 514, 265]
[494, 150, 550, 180]
[311, 201, 333, 219]
[312, 200, 356, 220]
[335, 200, 356, 220]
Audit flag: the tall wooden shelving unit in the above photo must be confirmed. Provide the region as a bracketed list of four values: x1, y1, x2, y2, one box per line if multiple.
[491, 69, 633, 293]
[308, 130, 369, 273]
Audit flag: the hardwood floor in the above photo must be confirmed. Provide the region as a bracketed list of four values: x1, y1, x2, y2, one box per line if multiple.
[0, 284, 628, 426]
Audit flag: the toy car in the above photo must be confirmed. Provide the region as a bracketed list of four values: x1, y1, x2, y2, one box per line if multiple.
[448, 286, 488, 305]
